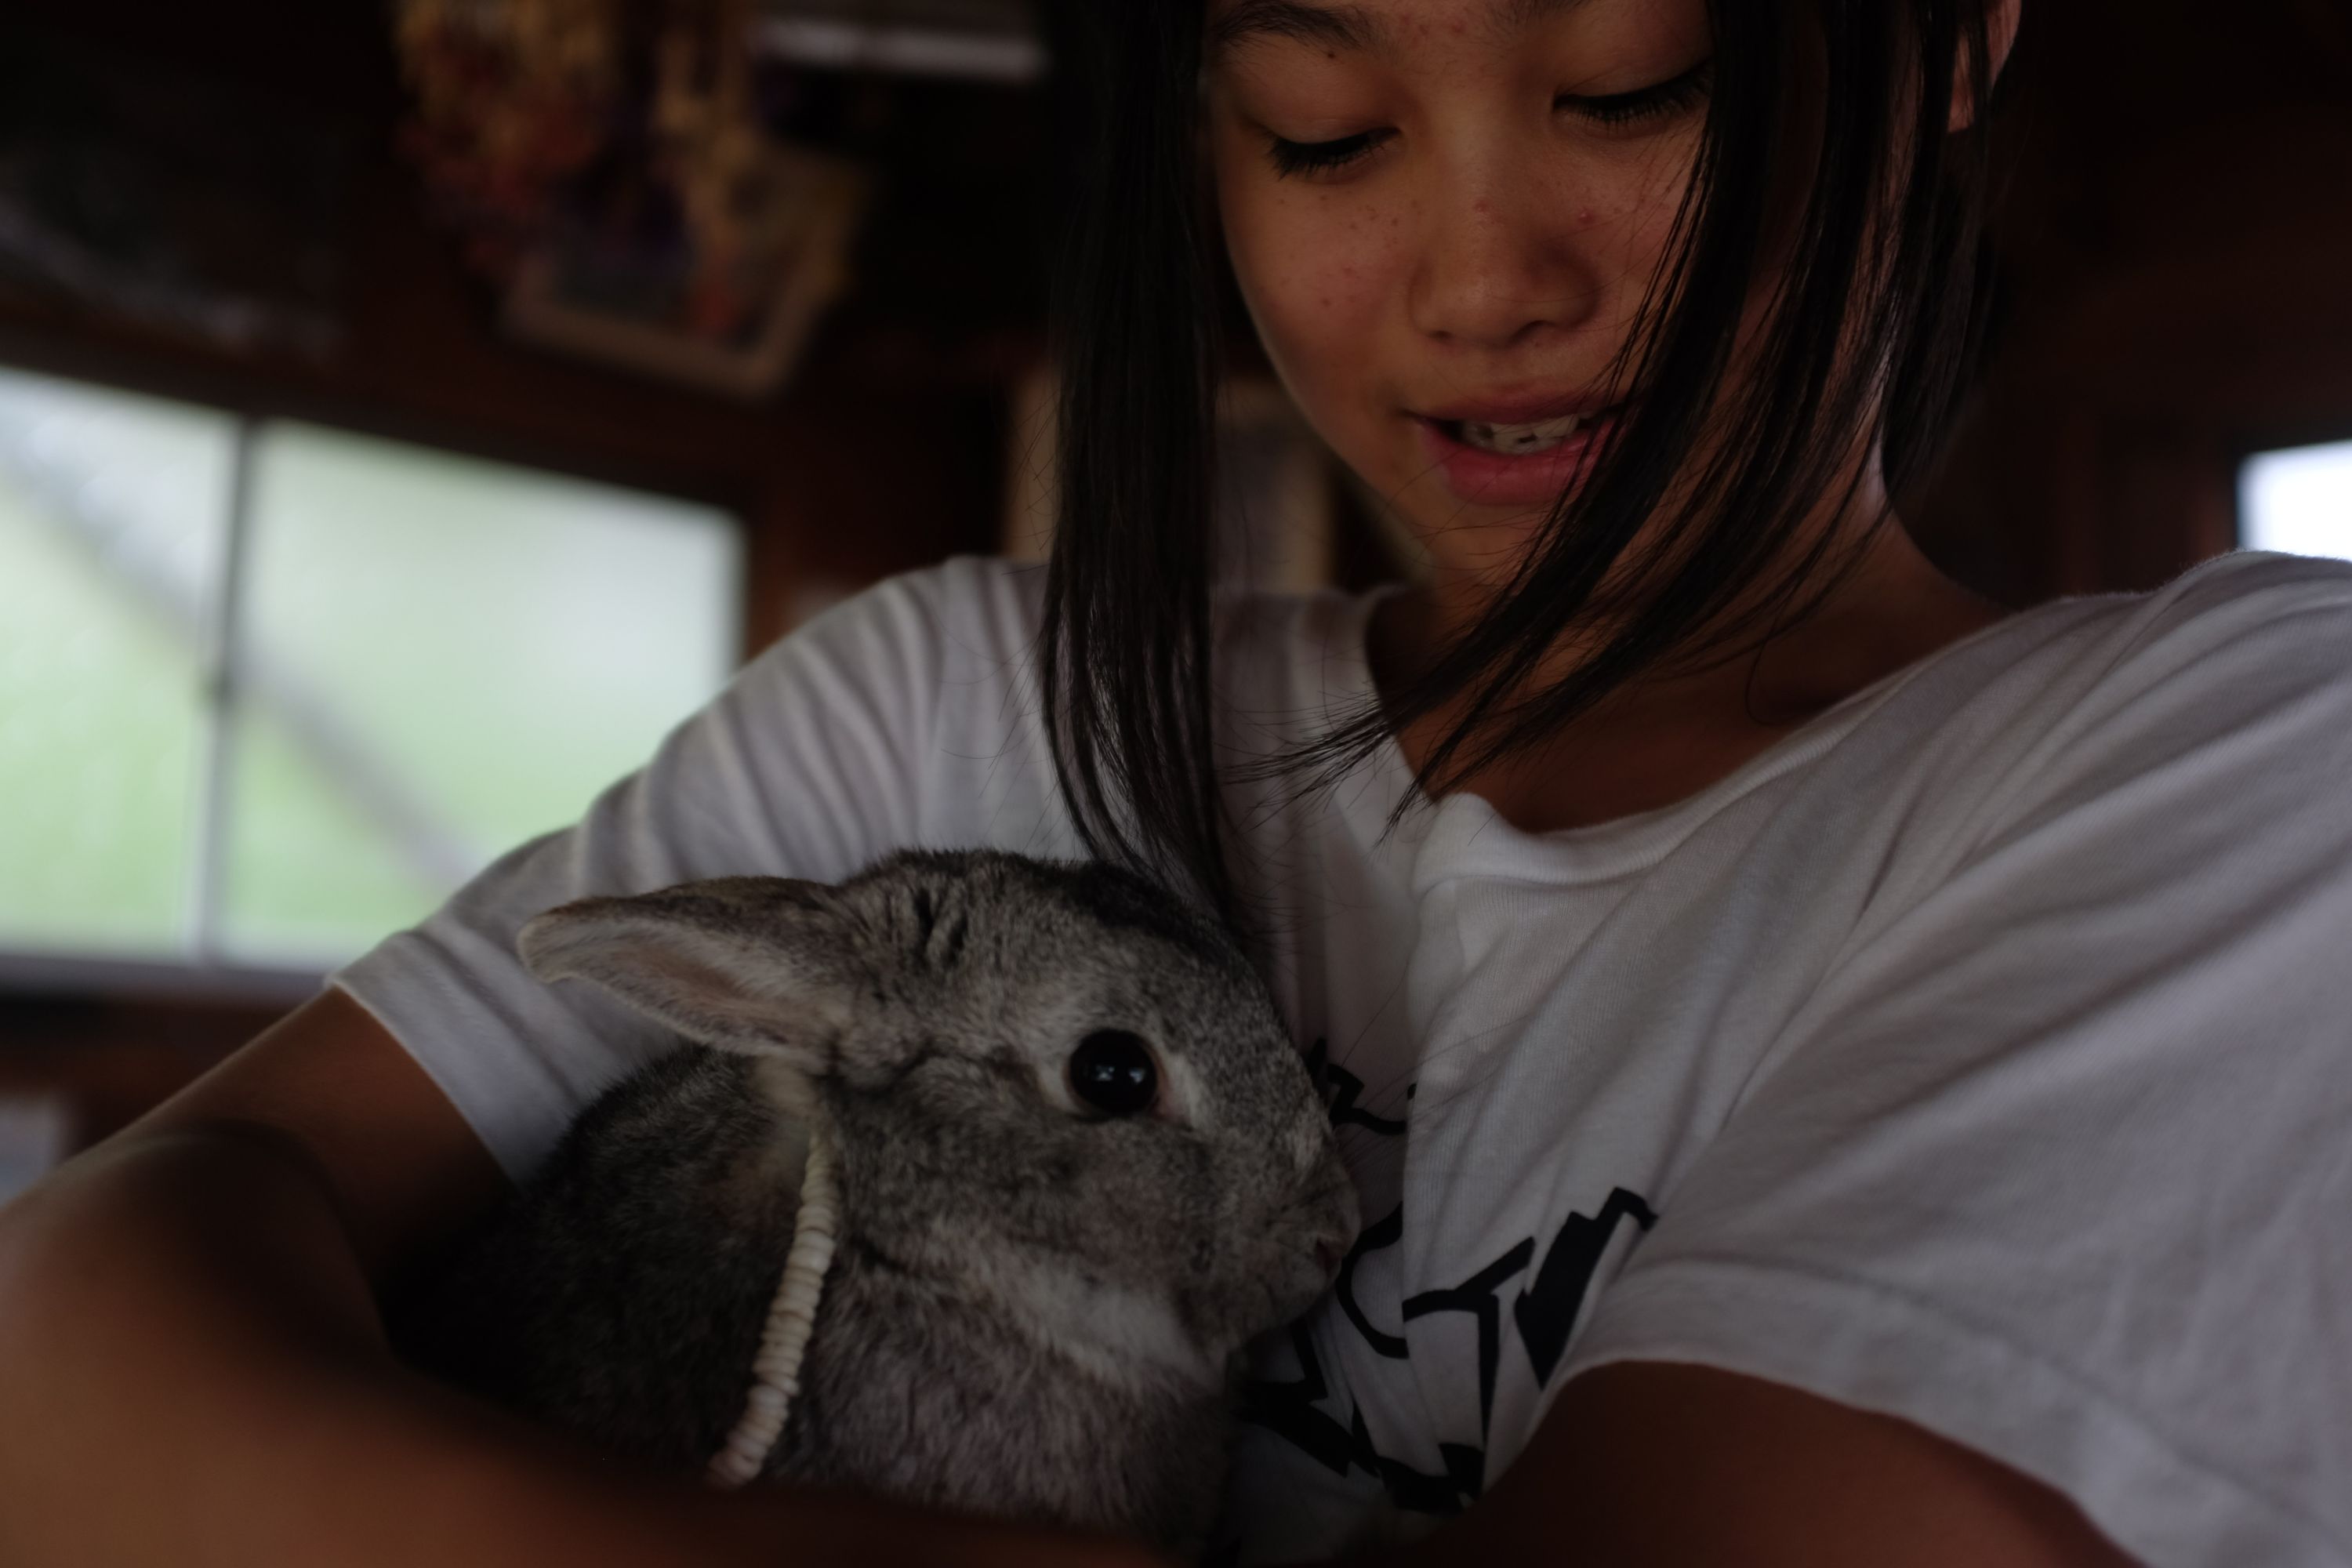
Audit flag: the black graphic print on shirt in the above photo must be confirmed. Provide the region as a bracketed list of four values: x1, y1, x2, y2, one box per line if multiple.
[1308, 1035, 1410, 1137]
[1244, 1038, 1658, 1519]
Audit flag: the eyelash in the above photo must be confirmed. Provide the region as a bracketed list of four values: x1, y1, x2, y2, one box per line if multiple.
[1261, 57, 1715, 180]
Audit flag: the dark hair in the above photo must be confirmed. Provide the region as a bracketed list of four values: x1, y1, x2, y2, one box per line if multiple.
[1041, 0, 2003, 926]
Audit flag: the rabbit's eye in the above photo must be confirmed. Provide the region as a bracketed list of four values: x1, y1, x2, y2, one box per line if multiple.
[1069, 1029, 1158, 1117]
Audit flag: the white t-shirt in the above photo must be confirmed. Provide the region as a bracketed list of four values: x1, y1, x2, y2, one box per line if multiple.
[334, 548, 2352, 1568]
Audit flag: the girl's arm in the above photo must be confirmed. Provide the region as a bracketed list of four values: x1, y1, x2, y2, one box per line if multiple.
[1357, 1362, 2140, 1567]
[0, 989, 1158, 1568]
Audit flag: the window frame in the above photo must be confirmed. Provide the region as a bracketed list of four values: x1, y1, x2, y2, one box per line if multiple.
[0, 358, 752, 1000]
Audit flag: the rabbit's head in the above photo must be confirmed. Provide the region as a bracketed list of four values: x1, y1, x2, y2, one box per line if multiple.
[518, 849, 1358, 1378]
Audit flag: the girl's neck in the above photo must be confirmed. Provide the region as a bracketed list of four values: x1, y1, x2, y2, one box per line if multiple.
[1367, 518, 2006, 837]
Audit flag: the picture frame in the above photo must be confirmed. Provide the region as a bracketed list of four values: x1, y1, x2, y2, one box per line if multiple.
[501, 140, 870, 399]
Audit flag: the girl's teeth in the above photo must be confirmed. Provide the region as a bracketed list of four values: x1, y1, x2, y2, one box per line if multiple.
[1460, 413, 1582, 455]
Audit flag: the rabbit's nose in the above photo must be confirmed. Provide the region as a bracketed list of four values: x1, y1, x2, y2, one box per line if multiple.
[1295, 1174, 1359, 1279]
[1310, 1210, 1356, 1276]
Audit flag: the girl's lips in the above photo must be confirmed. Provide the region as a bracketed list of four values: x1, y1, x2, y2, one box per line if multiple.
[1412, 408, 1622, 507]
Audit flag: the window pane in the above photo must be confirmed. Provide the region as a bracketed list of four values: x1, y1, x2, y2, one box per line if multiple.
[2240, 438, 2352, 562]
[0, 368, 233, 958]
[218, 702, 451, 966]
[224, 422, 740, 966]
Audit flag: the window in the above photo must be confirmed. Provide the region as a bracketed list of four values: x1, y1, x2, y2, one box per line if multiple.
[2239, 437, 2352, 564]
[0, 365, 742, 989]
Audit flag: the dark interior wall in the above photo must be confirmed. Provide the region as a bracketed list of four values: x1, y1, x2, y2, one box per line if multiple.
[1910, 0, 2352, 602]
[2, 0, 2348, 1146]
[0, 995, 285, 1152]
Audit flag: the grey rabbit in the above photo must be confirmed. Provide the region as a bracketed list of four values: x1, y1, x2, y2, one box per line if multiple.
[383, 848, 1360, 1559]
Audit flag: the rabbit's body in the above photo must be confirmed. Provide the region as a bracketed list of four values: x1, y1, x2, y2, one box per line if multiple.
[390, 1047, 807, 1472]
[386, 851, 1356, 1558]
[779, 1239, 1237, 1541]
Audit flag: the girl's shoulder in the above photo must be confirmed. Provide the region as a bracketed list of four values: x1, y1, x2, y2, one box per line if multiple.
[1969, 546, 2352, 688]
[815, 553, 1391, 742]
[1841, 548, 2352, 815]
[786, 554, 1050, 672]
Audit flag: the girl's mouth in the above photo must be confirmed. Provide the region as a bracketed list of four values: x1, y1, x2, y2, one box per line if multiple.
[1441, 411, 1592, 456]
[1414, 405, 1628, 507]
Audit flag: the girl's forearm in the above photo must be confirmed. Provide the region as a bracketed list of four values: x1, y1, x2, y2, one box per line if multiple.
[0, 1127, 1160, 1568]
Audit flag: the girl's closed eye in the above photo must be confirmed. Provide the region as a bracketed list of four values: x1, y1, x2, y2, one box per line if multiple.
[1260, 56, 1716, 180]
[1563, 53, 1715, 128]
[1263, 128, 1392, 179]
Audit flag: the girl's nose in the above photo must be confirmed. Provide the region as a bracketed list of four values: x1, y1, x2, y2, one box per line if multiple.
[1407, 181, 1605, 354]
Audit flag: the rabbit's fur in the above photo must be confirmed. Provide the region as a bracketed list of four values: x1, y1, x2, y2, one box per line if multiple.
[384, 848, 1359, 1558]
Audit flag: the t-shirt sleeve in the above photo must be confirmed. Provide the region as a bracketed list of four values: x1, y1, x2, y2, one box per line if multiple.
[1559, 557, 2352, 1568]
[329, 556, 1036, 1185]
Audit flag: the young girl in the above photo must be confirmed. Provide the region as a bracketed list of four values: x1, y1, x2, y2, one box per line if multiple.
[4, 2, 2347, 1565]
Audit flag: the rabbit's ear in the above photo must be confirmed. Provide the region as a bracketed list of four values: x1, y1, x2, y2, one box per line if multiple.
[517, 878, 856, 1070]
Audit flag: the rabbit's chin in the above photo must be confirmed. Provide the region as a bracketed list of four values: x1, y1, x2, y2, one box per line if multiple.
[1265, 1249, 1345, 1327]
[1185, 1249, 1342, 1356]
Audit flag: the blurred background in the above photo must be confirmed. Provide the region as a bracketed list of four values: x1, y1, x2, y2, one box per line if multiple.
[0, 0, 2347, 1197]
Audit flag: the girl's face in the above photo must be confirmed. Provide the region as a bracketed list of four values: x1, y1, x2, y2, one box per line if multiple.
[1202, 0, 1717, 588]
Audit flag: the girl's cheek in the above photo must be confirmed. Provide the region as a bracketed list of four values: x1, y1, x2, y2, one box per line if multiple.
[1231, 220, 1396, 463]
[1249, 227, 1390, 356]
[1218, 176, 1399, 373]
